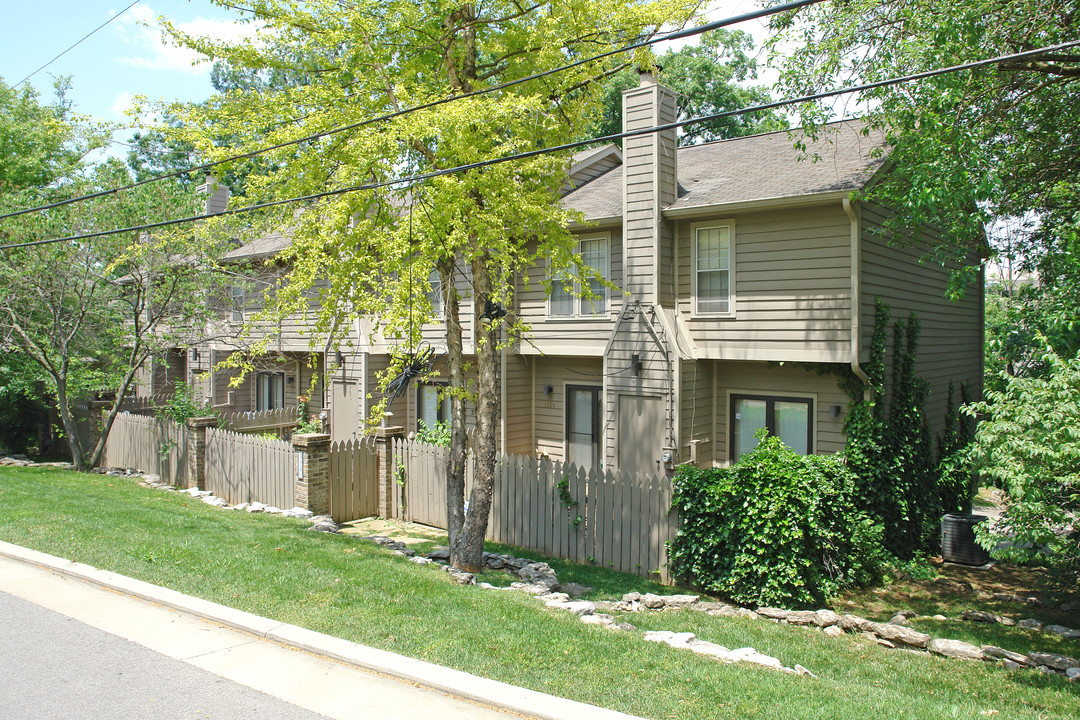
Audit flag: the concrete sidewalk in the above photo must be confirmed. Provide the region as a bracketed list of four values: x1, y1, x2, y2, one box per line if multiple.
[0, 542, 643, 720]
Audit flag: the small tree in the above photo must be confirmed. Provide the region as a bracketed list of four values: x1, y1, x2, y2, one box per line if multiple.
[966, 347, 1080, 585]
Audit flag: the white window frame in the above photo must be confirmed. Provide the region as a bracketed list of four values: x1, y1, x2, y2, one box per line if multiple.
[256, 371, 286, 411]
[548, 233, 610, 319]
[427, 269, 444, 320]
[416, 382, 450, 432]
[691, 220, 735, 317]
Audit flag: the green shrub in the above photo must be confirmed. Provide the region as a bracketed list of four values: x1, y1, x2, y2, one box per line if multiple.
[669, 434, 884, 608]
[415, 420, 450, 447]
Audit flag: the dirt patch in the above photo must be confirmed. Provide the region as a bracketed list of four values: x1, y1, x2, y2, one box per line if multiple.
[341, 517, 447, 545]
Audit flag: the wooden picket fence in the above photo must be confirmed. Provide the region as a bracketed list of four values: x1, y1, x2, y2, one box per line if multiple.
[391, 438, 678, 582]
[103, 412, 188, 486]
[330, 438, 378, 522]
[220, 407, 299, 437]
[204, 427, 296, 509]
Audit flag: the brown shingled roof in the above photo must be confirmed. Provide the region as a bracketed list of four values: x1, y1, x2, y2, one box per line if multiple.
[562, 120, 887, 220]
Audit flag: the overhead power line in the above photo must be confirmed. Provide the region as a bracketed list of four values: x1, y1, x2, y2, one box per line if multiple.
[15, 1, 141, 88]
[1, 38, 1076, 253]
[0, 0, 825, 222]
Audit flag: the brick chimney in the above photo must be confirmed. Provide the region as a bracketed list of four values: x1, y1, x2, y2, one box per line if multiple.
[197, 174, 230, 216]
[621, 68, 677, 304]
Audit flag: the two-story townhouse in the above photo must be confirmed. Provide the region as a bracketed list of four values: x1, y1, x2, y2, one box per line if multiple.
[150, 70, 983, 474]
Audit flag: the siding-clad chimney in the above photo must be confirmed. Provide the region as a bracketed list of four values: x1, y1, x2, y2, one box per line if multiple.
[621, 69, 677, 304]
[197, 174, 230, 216]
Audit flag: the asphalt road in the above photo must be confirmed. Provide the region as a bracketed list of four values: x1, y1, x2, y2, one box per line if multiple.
[0, 590, 333, 720]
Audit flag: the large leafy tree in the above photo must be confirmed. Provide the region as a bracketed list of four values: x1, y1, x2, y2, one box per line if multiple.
[0, 78, 237, 470]
[588, 28, 786, 144]
[767, 0, 1079, 271]
[164, 0, 702, 572]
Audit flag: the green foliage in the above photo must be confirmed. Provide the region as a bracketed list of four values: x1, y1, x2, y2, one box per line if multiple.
[669, 433, 884, 608]
[415, 420, 450, 447]
[966, 347, 1080, 586]
[157, 382, 215, 425]
[843, 300, 975, 558]
[555, 475, 582, 529]
[586, 29, 786, 145]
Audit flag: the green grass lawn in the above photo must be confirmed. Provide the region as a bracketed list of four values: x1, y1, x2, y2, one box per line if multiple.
[1, 465, 1078, 720]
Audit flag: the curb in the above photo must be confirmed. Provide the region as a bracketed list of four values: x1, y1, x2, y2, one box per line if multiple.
[0, 541, 644, 720]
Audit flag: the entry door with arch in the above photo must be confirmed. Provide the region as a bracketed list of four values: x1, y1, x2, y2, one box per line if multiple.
[617, 394, 664, 475]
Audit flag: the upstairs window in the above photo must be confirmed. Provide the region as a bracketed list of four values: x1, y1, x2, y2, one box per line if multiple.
[229, 286, 245, 322]
[550, 235, 608, 317]
[694, 223, 732, 315]
[427, 269, 443, 319]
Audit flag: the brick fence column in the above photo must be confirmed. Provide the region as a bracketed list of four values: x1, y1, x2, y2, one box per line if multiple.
[85, 400, 112, 468]
[375, 426, 405, 519]
[292, 432, 331, 515]
[185, 416, 217, 490]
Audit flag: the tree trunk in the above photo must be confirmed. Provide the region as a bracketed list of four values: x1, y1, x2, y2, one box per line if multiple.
[454, 253, 499, 573]
[442, 261, 470, 565]
[53, 377, 86, 472]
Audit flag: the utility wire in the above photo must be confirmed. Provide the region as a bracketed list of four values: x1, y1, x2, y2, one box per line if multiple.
[15, 1, 142, 88]
[0, 0, 825, 222]
[2, 38, 1077, 253]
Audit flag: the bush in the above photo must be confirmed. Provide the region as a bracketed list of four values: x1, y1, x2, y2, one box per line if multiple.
[669, 434, 884, 608]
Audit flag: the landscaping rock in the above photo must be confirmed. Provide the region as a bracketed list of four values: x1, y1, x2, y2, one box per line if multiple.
[982, 646, 1031, 666]
[202, 496, 227, 507]
[756, 607, 790, 621]
[875, 623, 931, 648]
[542, 592, 571, 603]
[1026, 652, 1080, 672]
[645, 630, 696, 649]
[786, 610, 820, 626]
[1043, 624, 1077, 638]
[641, 593, 668, 609]
[794, 664, 817, 678]
[426, 547, 451, 561]
[705, 605, 739, 618]
[448, 571, 475, 585]
[410, 556, 433, 565]
[875, 638, 897, 649]
[814, 609, 841, 627]
[888, 614, 912, 627]
[1018, 618, 1043, 631]
[561, 582, 592, 598]
[1002, 659, 1023, 672]
[729, 647, 783, 671]
[1066, 667, 1080, 681]
[615, 622, 638, 632]
[591, 600, 616, 613]
[511, 582, 552, 596]
[931, 614, 948, 621]
[734, 608, 760, 621]
[659, 594, 700, 609]
[246, 502, 266, 513]
[622, 592, 643, 603]
[561, 600, 596, 615]
[687, 638, 731, 659]
[928, 638, 985, 661]
[309, 516, 340, 533]
[1060, 600, 1080, 613]
[283, 507, 314, 519]
[838, 614, 877, 633]
[962, 609, 1014, 626]
[823, 625, 845, 638]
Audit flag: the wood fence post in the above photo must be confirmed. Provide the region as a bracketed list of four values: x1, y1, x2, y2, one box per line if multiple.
[185, 416, 217, 490]
[292, 432, 331, 515]
[375, 426, 405, 519]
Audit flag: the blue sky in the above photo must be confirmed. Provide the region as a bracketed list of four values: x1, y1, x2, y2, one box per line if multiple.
[1, 1, 769, 153]
[2, 2, 258, 147]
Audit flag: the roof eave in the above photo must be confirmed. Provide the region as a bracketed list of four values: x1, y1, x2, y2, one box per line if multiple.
[662, 190, 855, 219]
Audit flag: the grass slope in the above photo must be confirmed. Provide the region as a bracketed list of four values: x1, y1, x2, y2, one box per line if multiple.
[1, 465, 1077, 720]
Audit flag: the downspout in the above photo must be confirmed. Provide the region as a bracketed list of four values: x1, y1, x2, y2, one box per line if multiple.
[843, 197, 871, 401]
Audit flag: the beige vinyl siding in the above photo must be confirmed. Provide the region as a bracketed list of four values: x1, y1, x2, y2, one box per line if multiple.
[604, 307, 676, 472]
[859, 202, 984, 437]
[503, 353, 534, 455]
[533, 356, 603, 461]
[564, 152, 621, 193]
[713, 360, 848, 463]
[678, 359, 714, 467]
[516, 229, 622, 351]
[676, 204, 852, 361]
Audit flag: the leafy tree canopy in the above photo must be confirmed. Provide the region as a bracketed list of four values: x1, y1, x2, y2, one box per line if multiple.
[587, 28, 786, 145]
[767, 0, 1080, 273]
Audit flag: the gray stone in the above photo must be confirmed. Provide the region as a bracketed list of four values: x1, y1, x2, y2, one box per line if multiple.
[580, 614, 615, 626]
[875, 623, 931, 648]
[875, 638, 897, 649]
[309, 518, 340, 533]
[786, 610, 820, 626]
[729, 647, 783, 670]
[561, 582, 593, 598]
[983, 646, 1031, 666]
[932, 614, 949, 621]
[615, 622, 638, 632]
[591, 600, 616, 613]
[426, 547, 451, 561]
[644, 630, 695, 648]
[961, 610, 1001, 624]
[283, 507, 314, 519]
[706, 605, 739, 618]
[622, 592, 643, 603]
[734, 608, 759, 621]
[1026, 652, 1080, 672]
[814, 609, 841, 627]
[838, 614, 876, 633]
[264, 506, 283, 514]
[1002, 659, 1023, 671]
[823, 625, 845, 638]
[888, 614, 912, 627]
[562, 600, 596, 615]
[1066, 667, 1080, 680]
[992, 592, 1013, 601]
[687, 638, 731, 659]
[410, 556, 433, 565]
[659, 594, 699, 609]
[448, 571, 475, 585]
[1043, 624, 1075, 637]
[1059, 600, 1080, 612]
[202, 496, 227, 507]
[756, 607, 790, 621]
[794, 664, 817, 678]
[640, 593, 667, 609]
[928, 638, 985, 661]
[1018, 618, 1043, 631]
[1038, 665, 1056, 675]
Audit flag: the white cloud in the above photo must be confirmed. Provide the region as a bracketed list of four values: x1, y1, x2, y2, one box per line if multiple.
[110, 91, 136, 116]
[113, 4, 259, 75]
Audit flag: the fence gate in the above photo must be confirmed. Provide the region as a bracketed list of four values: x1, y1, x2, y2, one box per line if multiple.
[329, 438, 378, 522]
